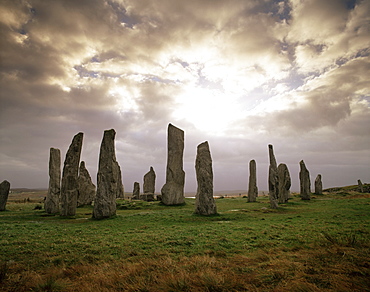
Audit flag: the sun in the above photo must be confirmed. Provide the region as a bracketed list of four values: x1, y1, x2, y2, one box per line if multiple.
[173, 87, 243, 134]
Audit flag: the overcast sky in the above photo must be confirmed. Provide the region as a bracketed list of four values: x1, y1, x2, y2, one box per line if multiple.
[1, 0, 369, 193]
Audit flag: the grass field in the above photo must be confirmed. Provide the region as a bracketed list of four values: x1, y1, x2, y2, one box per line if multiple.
[1, 190, 369, 291]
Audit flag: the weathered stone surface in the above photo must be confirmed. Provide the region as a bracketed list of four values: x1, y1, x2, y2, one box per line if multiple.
[143, 166, 156, 194]
[132, 182, 140, 200]
[268, 144, 279, 208]
[139, 193, 155, 201]
[60, 132, 83, 216]
[93, 129, 120, 219]
[115, 163, 125, 199]
[247, 160, 258, 202]
[45, 148, 61, 214]
[299, 160, 311, 200]
[77, 161, 96, 206]
[277, 163, 291, 203]
[0, 180, 11, 211]
[161, 124, 185, 205]
[315, 174, 323, 195]
[357, 179, 364, 193]
[194, 141, 217, 215]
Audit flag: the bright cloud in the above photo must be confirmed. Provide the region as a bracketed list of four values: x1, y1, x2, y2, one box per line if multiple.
[0, 0, 369, 192]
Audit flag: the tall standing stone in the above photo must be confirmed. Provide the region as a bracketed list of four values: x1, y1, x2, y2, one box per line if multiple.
[60, 132, 83, 216]
[194, 141, 217, 215]
[143, 166, 156, 194]
[132, 182, 140, 200]
[0, 180, 10, 211]
[277, 163, 291, 203]
[314, 174, 323, 195]
[45, 148, 61, 214]
[268, 144, 279, 208]
[161, 124, 185, 205]
[77, 161, 96, 206]
[247, 160, 258, 202]
[299, 160, 311, 200]
[115, 164, 125, 199]
[93, 129, 121, 219]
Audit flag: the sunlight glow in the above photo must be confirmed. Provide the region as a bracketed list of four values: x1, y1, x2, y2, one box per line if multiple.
[174, 88, 244, 134]
[109, 85, 139, 113]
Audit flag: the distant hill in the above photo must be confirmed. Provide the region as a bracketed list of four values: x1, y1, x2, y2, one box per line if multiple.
[324, 183, 369, 193]
[10, 188, 47, 193]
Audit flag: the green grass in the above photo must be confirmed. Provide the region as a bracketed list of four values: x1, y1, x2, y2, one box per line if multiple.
[1, 193, 370, 291]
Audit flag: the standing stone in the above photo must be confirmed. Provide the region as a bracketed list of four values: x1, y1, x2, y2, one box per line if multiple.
[268, 144, 279, 208]
[60, 132, 83, 216]
[299, 160, 311, 200]
[77, 161, 96, 206]
[141, 166, 156, 201]
[93, 129, 121, 219]
[315, 174, 323, 195]
[143, 166, 156, 194]
[132, 182, 140, 200]
[45, 148, 61, 214]
[357, 179, 364, 193]
[194, 141, 217, 215]
[277, 163, 291, 203]
[115, 163, 125, 199]
[161, 124, 185, 205]
[0, 180, 11, 211]
[247, 160, 258, 202]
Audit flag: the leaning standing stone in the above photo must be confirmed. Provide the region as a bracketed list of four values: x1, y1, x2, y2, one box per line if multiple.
[45, 148, 61, 214]
[247, 160, 258, 202]
[0, 180, 11, 211]
[299, 160, 311, 200]
[132, 182, 140, 200]
[314, 174, 323, 195]
[60, 132, 83, 216]
[77, 161, 96, 206]
[277, 163, 291, 203]
[194, 141, 217, 215]
[268, 144, 279, 208]
[93, 129, 120, 219]
[161, 124, 185, 205]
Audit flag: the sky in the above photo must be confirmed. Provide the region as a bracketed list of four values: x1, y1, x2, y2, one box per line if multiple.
[0, 0, 369, 193]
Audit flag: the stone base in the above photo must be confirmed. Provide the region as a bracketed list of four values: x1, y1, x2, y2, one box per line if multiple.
[140, 193, 155, 202]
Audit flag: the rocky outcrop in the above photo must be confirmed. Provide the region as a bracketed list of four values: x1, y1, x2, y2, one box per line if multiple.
[93, 129, 120, 219]
[143, 166, 156, 195]
[277, 163, 291, 203]
[161, 124, 185, 205]
[0, 180, 10, 211]
[132, 182, 140, 200]
[60, 132, 83, 216]
[194, 141, 217, 215]
[315, 174, 323, 195]
[77, 161, 96, 206]
[247, 160, 258, 202]
[268, 144, 279, 208]
[45, 148, 61, 214]
[299, 160, 311, 200]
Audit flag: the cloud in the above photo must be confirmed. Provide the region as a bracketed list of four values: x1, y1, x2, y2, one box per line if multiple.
[0, 0, 369, 191]
[288, 0, 370, 74]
